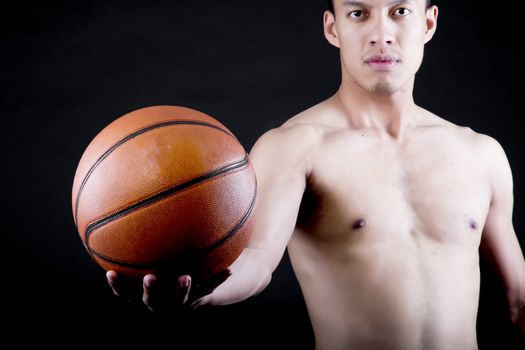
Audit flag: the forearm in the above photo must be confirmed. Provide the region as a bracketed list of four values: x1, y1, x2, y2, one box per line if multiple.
[509, 282, 525, 336]
[505, 257, 525, 338]
[516, 304, 525, 329]
[204, 247, 272, 306]
[510, 302, 525, 343]
[503, 242, 525, 326]
[508, 289, 525, 324]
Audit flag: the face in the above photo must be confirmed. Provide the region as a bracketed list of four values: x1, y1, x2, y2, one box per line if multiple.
[324, 0, 438, 96]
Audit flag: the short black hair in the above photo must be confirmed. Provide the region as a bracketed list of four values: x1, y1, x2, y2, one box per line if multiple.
[325, 0, 433, 13]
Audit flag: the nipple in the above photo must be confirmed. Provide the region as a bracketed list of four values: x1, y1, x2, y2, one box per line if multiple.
[352, 218, 367, 230]
[469, 219, 478, 230]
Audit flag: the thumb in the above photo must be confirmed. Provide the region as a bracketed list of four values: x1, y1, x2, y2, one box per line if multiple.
[191, 295, 211, 309]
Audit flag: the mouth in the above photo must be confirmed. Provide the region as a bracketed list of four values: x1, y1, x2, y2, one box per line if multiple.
[364, 55, 400, 71]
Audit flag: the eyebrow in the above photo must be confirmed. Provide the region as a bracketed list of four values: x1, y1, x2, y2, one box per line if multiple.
[342, 0, 411, 7]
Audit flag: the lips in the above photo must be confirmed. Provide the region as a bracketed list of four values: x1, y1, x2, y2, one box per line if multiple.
[364, 55, 400, 71]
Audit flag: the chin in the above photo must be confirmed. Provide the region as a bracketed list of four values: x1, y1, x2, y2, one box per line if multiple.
[370, 83, 399, 96]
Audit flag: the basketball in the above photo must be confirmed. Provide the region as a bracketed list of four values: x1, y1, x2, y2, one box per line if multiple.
[71, 105, 257, 282]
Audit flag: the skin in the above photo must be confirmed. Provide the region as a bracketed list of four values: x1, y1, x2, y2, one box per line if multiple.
[108, 0, 525, 348]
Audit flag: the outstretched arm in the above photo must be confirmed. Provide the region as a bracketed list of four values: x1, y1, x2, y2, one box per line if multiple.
[479, 137, 525, 336]
[108, 123, 314, 311]
[196, 124, 314, 306]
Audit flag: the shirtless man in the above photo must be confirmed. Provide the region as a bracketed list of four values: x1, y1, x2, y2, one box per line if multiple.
[107, 0, 525, 348]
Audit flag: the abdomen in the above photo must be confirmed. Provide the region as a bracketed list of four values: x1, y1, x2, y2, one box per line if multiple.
[289, 231, 481, 350]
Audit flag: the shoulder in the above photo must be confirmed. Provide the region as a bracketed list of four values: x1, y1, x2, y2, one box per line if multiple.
[470, 132, 513, 187]
[418, 109, 512, 178]
[249, 100, 336, 171]
[251, 102, 329, 156]
[453, 127, 515, 203]
[252, 97, 351, 149]
[258, 100, 338, 141]
[436, 115, 513, 185]
[421, 110, 507, 159]
[454, 124, 509, 171]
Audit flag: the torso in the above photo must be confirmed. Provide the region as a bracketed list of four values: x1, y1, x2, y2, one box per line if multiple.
[286, 102, 492, 350]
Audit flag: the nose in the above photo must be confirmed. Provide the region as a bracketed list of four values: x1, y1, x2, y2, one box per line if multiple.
[369, 15, 395, 47]
[370, 38, 394, 46]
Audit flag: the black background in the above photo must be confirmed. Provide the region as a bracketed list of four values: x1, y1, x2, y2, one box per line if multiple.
[3, 0, 524, 348]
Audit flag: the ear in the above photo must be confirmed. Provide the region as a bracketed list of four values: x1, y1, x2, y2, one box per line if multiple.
[424, 5, 438, 44]
[323, 10, 340, 48]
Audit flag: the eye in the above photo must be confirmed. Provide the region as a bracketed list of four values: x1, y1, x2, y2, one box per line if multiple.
[392, 7, 411, 17]
[348, 10, 367, 20]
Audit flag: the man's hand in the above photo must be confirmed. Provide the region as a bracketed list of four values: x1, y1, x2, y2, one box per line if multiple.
[106, 269, 232, 312]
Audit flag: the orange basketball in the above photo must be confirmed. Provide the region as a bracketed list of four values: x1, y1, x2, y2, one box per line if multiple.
[71, 105, 257, 282]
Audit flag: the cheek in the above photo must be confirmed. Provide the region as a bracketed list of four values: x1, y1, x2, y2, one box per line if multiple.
[340, 44, 365, 77]
[402, 47, 424, 75]
[338, 29, 366, 60]
[400, 32, 426, 69]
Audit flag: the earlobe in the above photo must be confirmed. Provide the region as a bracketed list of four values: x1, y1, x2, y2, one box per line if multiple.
[323, 10, 340, 48]
[424, 5, 439, 44]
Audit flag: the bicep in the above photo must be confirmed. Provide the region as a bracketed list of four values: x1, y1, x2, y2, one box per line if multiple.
[480, 137, 525, 297]
[245, 128, 312, 272]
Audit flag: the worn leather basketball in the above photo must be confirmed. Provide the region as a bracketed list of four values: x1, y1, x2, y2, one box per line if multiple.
[71, 105, 257, 281]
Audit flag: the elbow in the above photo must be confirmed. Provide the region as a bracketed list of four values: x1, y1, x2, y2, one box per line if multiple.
[510, 302, 525, 326]
[506, 268, 525, 325]
[510, 304, 525, 339]
[508, 284, 525, 327]
[507, 288, 525, 338]
[510, 304, 522, 323]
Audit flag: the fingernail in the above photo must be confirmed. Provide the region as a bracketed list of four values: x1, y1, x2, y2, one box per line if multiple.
[180, 278, 190, 288]
[106, 271, 117, 283]
[144, 275, 156, 288]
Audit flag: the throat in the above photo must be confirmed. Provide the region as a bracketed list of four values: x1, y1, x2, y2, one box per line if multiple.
[335, 85, 418, 140]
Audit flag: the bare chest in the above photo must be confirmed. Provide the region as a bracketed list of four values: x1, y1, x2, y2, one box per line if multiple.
[295, 134, 492, 246]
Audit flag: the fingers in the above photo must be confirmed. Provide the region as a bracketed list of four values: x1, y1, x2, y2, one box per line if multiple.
[175, 275, 192, 305]
[194, 268, 232, 297]
[187, 269, 232, 306]
[142, 274, 192, 312]
[190, 269, 231, 309]
[191, 295, 209, 309]
[142, 274, 160, 311]
[106, 270, 120, 296]
[107, 269, 231, 312]
[106, 270, 141, 303]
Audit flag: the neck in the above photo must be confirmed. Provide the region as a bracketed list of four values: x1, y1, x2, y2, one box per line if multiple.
[334, 76, 418, 140]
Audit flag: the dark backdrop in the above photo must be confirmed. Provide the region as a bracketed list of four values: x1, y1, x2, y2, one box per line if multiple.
[3, 0, 524, 348]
